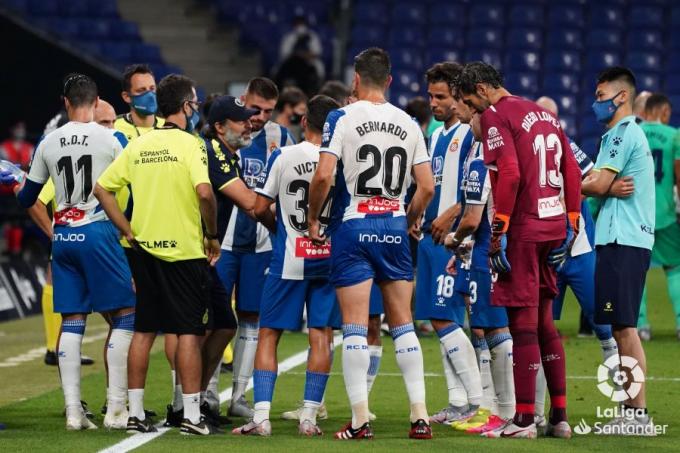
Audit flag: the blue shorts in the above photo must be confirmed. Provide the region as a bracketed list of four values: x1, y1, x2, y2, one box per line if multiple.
[414, 234, 465, 324]
[554, 250, 596, 320]
[467, 269, 508, 329]
[52, 221, 135, 314]
[215, 249, 272, 313]
[330, 216, 413, 288]
[369, 283, 384, 316]
[260, 276, 341, 330]
[454, 261, 470, 295]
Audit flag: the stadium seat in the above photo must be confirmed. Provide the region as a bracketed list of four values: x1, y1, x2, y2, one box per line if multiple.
[627, 30, 663, 52]
[391, 3, 426, 26]
[636, 73, 660, 92]
[672, 7, 680, 26]
[392, 70, 422, 94]
[465, 49, 502, 70]
[589, 5, 625, 29]
[585, 51, 621, 72]
[504, 72, 539, 96]
[90, 0, 118, 18]
[665, 74, 680, 95]
[555, 95, 577, 115]
[625, 52, 662, 73]
[560, 115, 578, 139]
[389, 28, 425, 47]
[350, 24, 387, 48]
[427, 27, 464, 48]
[544, 51, 581, 72]
[542, 73, 579, 94]
[504, 51, 541, 72]
[426, 48, 463, 68]
[507, 28, 543, 50]
[353, 3, 388, 25]
[469, 4, 504, 27]
[110, 20, 140, 41]
[547, 4, 584, 28]
[390, 48, 424, 71]
[53, 19, 80, 38]
[629, 6, 663, 28]
[389, 90, 412, 109]
[101, 41, 133, 63]
[59, 0, 89, 16]
[468, 28, 503, 49]
[509, 4, 544, 27]
[1, 0, 29, 14]
[546, 29, 583, 51]
[428, 4, 466, 26]
[585, 29, 621, 50]
[133, 43, 163, 64]
[28, 0, 58, 16]
[78, 19, 111, 40]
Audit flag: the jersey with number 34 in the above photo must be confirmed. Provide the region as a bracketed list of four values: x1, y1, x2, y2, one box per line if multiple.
[320, 100, 430, 223]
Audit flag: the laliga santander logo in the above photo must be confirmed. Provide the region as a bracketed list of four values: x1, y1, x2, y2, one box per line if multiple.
[597, 354, 645, 402]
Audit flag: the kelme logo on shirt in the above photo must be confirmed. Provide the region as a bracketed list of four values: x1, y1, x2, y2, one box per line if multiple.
[357, 196, 400, 214]
[139, 239, 178, 249]
[295, 237, 331, 259]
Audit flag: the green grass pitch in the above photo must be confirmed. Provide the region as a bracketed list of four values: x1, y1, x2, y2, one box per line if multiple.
[0, 267, 679, 452]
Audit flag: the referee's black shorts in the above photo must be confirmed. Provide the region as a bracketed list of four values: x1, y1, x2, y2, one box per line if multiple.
[128, 248, 210, 335]
[595, 243, 651, 328]
[207, 266, 237, 331]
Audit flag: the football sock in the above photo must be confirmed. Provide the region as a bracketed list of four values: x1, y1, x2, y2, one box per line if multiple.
[183, 392, 201, 424]
[637, 286, 649, 328]
[539, 300, 567, 425]
[391, 323, 428, 422]
[507, 307, 540, 427]
[59, 319, 85, 410]
[366, 345, 382, 394]
[439, 342, 467, 407]
[107, 313, 134, 411]
[302, 371, 329, 424]
[342, 323, 370, 429]
[438, 323, 482, 407]
[534, 364, 547, 418]
[41, 284, 59, 352]
[487, 332, 515, 419]
[253, 369, 276, 423]
[205, 360, 221, 412]
[600, 337, 619, 361]
[666, 266, 680, 329]
[128, 388, 145, 420]
[232, 320, 259, 402]
[171, 369, 183, 411]
[472, 335, 495, 410]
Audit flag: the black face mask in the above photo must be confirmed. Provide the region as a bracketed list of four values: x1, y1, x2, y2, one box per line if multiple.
[289, 113, 302, 125]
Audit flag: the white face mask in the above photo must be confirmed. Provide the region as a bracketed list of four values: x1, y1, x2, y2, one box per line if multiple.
[224, 128, 252, 149]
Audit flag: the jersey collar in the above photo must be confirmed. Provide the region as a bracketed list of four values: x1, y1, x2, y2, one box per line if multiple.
[441, 120, 461, 136]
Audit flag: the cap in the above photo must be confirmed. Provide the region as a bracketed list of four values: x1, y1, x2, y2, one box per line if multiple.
[207, 95, 258, 125]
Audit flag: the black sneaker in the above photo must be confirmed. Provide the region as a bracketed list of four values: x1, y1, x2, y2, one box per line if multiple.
[220, 362, 233, 373]
[127, 416, 158, 433]
[44, 350, 58, 366]
[180, 417, 223, 435]
[200, 401, 232, 426]
[163, 404, 183, 427]
[102, 404, 157, 419]
[64, 400, 94, 419]
[80, 355, 95, 366]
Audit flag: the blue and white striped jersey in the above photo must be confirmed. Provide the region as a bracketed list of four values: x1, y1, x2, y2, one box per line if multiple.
[462, 142, 494, 272]
[221, 121, 294, 253]
[423, 122, 474, 231]
[256, 141, 332, 280]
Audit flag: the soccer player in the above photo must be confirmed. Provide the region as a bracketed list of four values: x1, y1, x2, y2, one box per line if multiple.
[414, 62, 482, 426]
[215, 77, 295, 418]
[454, 62, 582, 439]
[114, 64, 164, 141]
[232, 95, 341, 437]
[95, 74, 221, 435]
[1, 74, 136, 430]
[308, 47, 434, 440]
[582, 67, 655, 433]
[637, 94, 680, 341]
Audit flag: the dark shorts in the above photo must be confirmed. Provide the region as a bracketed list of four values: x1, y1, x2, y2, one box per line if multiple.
[492, 238, 562, 308]
[595, 243, 651, 327]
[207, 266, 237, 331]
[128, 248, 210, 335]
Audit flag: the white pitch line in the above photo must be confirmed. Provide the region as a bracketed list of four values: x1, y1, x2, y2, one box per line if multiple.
[99, 333, 343, 453]
[0, 330, 109, 368]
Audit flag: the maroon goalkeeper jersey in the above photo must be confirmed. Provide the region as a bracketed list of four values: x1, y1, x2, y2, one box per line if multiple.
[480, 96, 581, 242]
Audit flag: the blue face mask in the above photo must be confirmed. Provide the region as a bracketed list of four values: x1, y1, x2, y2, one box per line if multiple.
[592, 91, 623, 123]
[130, 91, 157, 116]
[185, 105, 200, 133]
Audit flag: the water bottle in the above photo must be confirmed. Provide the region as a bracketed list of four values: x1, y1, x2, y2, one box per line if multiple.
[0, 160, 25, 183]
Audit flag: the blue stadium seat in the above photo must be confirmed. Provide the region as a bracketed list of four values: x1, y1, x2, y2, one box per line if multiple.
[636, 73, 660, 92]
[627, 30, 663, 52]
[504, 72, 539, 96]
[469, 4, 504, 27]
[548, 5, 584, 28]
[465, 49, 502, 70]
[390, 48, 424, 71]
[665, 74, 680, 95]
[670, 95, 680, 112]
[392, 70, 422, 94]
[625, 52, 661, 73]
[133, 43, 163, 64]
[672, 7, 680, 26]
[629, 6, 663, 28]
[389, 28, 425, 47]
[391, 3, 426, 26]
[544, 51, 581, 72]
[585, 51, 621, 72]
[101, 41, 133, 63]
[504, 51, 541, 72]
[560, 115, 578, 139]
[351, 24, 387, 48]
[78, 19, 111, 39]
[555, 95, 577, 115]
[428, 27, 464, 48]
[28, 0, 58, 16]
[669, 53, 680, 72]
[237, 4, 283, 26]
[546, 29, 582, 51]
[589, 5, 624, 29]
[110, 20, 140, 41]
[543, 73, 579, 94]
[60, 0, 89, 16]
[669, 34, 680, 51]
[1, 0, 29, 14]
[509, 4, 544, 27]
[353, 3, 389, 25]
[54, 19, 80, 38]
[91, 0, 118, 18]
[468, 28, 503, 49]
[429, 4, 466, 26]
[585, 29, 621, 50]
[426, 48, 463, 67]
[507, 28, 543, 50]
[390, 90, 413, 109]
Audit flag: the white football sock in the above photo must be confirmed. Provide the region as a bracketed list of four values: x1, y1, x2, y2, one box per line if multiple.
[477, 343, 496, 411]
[183, 392, 201, 424]
[366, 345, 382, 394]
[253, 401, 270, 424]
[128, 388, 145, 420]
[440, 343, 468, 407]
[439, 326, 482, 407]
[59, 320, 85, 410]
[301, 401, 320, 425]
[535, 363, 547, 418]
[600, 337, 619, 361]
[106, 328, 132, 411]
[205, 361, 221, 412]
[233, 321, 258, 401]
[342, 324, 370, 429]
[171, 369, 183, 411]
[488, 334, 515, 419]
[392, 324, 428, 422]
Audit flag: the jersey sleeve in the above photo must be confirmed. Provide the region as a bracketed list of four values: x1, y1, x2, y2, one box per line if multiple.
[112, 130, 128, 158]
[595, 121, 632, 173]
[255, 148, 282, 200]
[26, 139, 49, 184]
[188, 138, 211, 187]
[38, 178, 55, 205]
[207, 140, 239, 190]
[320, 109, 346, 159]
[283, 128, 296, 146]
[568, 139, 594, 175]
[464, 159, 490, 205]
[97, 147, 131, 192]
[413, 127, 430, 166]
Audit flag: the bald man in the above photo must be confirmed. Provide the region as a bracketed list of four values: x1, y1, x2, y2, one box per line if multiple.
[95, 99, 116, 129]
[633, 91, 652, 121]
[536, 96, 559, 116]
